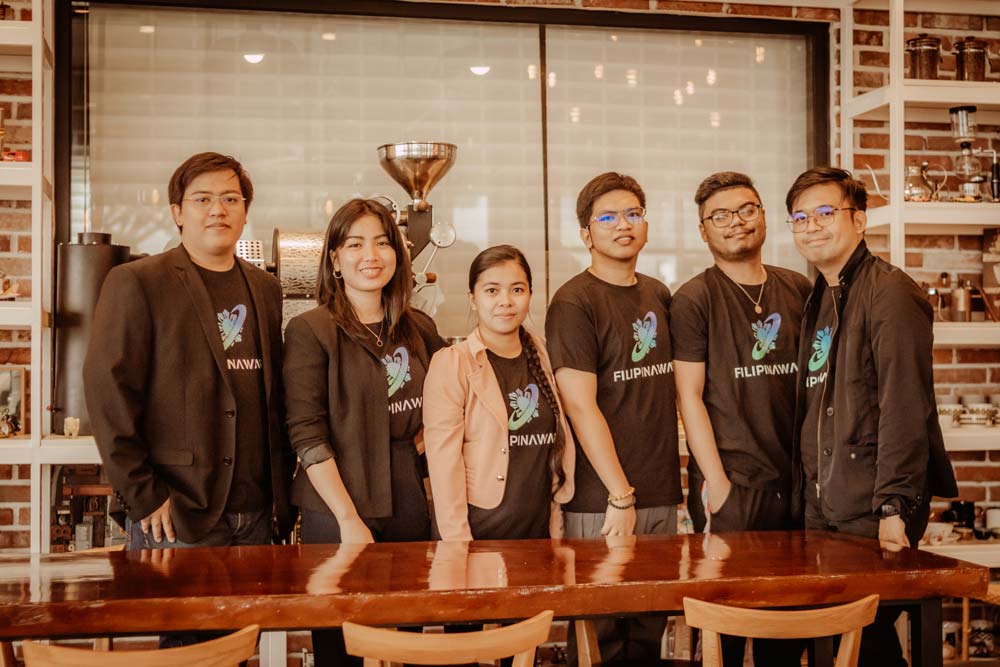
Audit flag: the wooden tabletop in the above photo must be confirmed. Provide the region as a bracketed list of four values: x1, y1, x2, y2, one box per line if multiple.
[0, 531, 987, 639]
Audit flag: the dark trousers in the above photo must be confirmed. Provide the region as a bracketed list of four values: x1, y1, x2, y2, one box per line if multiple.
[564, 505, 678, 664]
[688, 473, 805, 667]
[300, 444, 430, 667]
[127, 507, 271, 651]
[805, 500, 931, 667]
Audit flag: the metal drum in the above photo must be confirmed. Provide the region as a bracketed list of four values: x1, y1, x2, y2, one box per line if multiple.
[272, 229, 324, 298]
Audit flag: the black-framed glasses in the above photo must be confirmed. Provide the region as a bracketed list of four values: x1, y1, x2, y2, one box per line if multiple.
[786, 204, 856, 233]
[590, 207, 646, 227]
[700, 202, 762, 228]
[182, 194, 246, 211]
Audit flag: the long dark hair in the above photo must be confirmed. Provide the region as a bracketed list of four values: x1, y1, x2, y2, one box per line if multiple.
[317, 198, 421, 352]
[468, 245, 567, 497]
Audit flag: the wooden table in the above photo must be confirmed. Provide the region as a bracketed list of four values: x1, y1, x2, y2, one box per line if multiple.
[0, 531, 987, 667]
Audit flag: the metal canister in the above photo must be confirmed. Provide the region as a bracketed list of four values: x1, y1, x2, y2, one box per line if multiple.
[954, 36, 988, 82]
[906, 34, 941, 80]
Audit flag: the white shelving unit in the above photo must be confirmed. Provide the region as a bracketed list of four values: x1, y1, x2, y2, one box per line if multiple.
[0, 0, 59, 555]
[841, 0, 1000, 352]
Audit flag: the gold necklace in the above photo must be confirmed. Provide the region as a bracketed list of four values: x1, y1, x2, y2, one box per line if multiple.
[362, 318, 385, 348]
[722, 267, 767, 314]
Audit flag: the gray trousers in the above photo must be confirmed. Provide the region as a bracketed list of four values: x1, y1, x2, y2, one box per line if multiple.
[564, 505, 678, 665]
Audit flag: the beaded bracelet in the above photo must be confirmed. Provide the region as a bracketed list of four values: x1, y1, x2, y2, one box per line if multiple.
[607, 496, 636, 510]
[607, 486, 635, 503]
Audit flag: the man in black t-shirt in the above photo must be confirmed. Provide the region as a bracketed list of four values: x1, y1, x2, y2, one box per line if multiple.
[546, 172, 680, 663]
[671, 171, 809, 667]
[85, 153, 294, 561]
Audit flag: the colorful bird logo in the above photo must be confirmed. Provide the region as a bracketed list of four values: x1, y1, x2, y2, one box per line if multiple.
[808, 326, 833, 372]
[631, 311, 658, 362]
[751, 313, 782, 361]
[508, 384, 540, 431]
[382, 347, 411, 397]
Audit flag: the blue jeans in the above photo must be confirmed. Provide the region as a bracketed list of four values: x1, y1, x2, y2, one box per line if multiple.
[126, 508, 271, 549]
[126, 507, 270, 651]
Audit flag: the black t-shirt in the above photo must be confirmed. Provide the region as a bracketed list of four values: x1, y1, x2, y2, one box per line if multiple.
[545, 270, 681, 512]
[801, 285, 840, 509]
[670, 265, 811, 490]
[195, 264, 268, 513]
[359, 326, 427, 444]
[467, 350, 556, 540]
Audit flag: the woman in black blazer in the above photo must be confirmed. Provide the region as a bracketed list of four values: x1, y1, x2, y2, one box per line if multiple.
[283, 198, 445, 666]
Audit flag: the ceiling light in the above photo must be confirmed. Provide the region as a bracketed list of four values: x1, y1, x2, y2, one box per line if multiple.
[547, 71, 557, 88]
[755, 46, 766, 63]
[706, 69, 717, 85]
[243, 53, 265, 64]
[139, 25, 155, 34]
[470, 66, 491, 76]
[625, 68, 638, 87]
[321, 32, 336, 41]
[570, 106, 581, 123]
[673, 89, 684, 106]
[594, 64, 604, 80]
[686, 81, 695, 95]
[709, 111, 721, 128]
[527, 64, 538, 80]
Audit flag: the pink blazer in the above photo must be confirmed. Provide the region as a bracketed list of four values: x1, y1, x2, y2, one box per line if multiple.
[423, 327, 575, 541]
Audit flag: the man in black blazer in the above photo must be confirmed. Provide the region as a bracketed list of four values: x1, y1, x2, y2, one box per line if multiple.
[84, 152, 294, 552]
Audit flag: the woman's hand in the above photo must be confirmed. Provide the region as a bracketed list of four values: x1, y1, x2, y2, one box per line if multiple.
[339, 516, 375, 544]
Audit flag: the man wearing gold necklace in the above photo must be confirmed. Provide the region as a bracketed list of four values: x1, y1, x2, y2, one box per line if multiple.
[670, 171, 810, 667]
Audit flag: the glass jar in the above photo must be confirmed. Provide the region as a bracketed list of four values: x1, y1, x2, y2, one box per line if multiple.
[955, 37, 989, 82]
[904, 165, 932, 202]
[906, 34, 941, 79]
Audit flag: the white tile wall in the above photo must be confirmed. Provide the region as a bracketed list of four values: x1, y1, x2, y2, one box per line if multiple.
[77, 8, 812, 337]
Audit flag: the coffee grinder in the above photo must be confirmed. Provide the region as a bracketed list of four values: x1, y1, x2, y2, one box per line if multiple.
[949, 105, 987, 202]
[378, 142, 458, 285]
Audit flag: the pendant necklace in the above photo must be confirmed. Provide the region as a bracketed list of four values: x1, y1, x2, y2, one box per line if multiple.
[723, 267, 767, 314]
[362, 318, 386, 348]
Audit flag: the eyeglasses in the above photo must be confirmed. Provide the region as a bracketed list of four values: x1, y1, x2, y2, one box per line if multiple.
[786, 204, 856, 233]
[590, 207, 646, 227]
[700, 202, 762, 228]
[182, 194, 246, 211]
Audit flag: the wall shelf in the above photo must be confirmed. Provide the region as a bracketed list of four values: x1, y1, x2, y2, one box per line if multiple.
[0, 302, 32, 326]
[0, 23, 32, 58]
[934, 323, 1000, 348]
[848, 80, 1000, 124]
[866, 202, 1000, 236]
[942, 429, 1000, 452]
[37, 436, 101, 465]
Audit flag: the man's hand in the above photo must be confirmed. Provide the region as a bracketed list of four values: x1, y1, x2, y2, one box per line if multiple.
[414, 429, 426, 455]
[339, 516, 375, 544]
[140, 498, 175, 544]
[878, 515, 909, 549]
[601, 504, 636, 537]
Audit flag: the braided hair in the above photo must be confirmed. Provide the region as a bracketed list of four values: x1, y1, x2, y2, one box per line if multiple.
[468, 244, 568, 498]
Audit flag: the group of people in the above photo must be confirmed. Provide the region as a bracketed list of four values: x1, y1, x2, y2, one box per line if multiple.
[83, 151, 957, 667]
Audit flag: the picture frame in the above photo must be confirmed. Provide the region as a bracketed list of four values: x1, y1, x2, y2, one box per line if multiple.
[0, 365, 25, 436]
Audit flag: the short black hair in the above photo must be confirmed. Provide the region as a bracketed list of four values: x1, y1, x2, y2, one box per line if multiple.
[694, 171, 761, 219]
[785, 166, 868, 213]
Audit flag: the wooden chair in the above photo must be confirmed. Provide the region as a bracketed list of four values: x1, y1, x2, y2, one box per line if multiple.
[343, 610, 553, 667]
[683, 594, 880, 667]
[21, 624, 259, 667]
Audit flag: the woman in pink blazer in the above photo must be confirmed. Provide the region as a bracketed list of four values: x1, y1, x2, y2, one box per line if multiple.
[424, 245, 574, 541]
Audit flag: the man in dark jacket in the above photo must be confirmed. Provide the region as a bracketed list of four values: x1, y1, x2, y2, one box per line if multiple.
[84, 152, 295, 556]
[786, 166, 957, 667]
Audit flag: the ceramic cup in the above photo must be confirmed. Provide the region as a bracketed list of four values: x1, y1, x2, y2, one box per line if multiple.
[63, 417, 80, 438]
[961, 394, 988, 405]
[987, 508, 1000, 530]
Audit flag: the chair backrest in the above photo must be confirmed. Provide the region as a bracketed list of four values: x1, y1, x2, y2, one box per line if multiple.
[343, 611, 553, 667]
[683, 595, 878, 667]
[21, 624, 259, 667]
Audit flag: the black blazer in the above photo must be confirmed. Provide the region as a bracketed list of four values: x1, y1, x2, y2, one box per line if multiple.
[83, 244, 295, 543]
[283, 305, 445, 517]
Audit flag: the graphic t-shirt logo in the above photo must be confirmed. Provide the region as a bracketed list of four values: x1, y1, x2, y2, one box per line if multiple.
[631, 311, 658, 362]
[751, 313, 782, 361]
[808, 326, 833, 372]
[217, 305, 247, 351]
[508, 383, 540, 431]
[381, 347, 412, 397]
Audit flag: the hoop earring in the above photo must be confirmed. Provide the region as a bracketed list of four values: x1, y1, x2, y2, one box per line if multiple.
[333, 269, 342, 279]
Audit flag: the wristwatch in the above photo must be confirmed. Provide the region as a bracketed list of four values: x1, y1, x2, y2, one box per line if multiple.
[878, 502, 901, 519]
